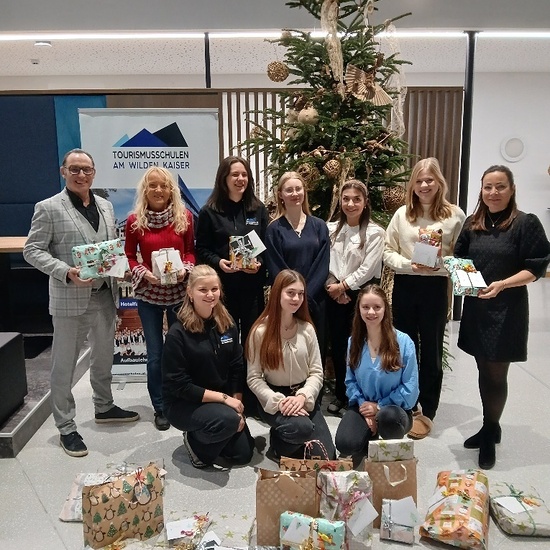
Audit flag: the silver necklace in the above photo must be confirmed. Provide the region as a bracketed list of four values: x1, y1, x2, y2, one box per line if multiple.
[487, 211, 505, 228]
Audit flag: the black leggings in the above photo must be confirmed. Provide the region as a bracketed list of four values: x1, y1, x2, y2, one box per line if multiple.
[475, 357, 510, 424]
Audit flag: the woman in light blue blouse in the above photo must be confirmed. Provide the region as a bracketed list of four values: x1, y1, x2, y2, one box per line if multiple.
[335, 285, 419, 462]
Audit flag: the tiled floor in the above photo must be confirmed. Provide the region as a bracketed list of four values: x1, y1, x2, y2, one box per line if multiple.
[1, 279, 549, 549]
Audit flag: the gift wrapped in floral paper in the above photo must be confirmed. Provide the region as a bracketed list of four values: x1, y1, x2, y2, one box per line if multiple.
[490, 481, 550, 537]
[318, 470, 377, 550]
[280, 511, 345, 550]
[367, 438, 414, 463]
[72, 238, 129, 279]
[420, 469, 489, 550]
[380, 497, 421, 545]
[443, 256, 487, 297]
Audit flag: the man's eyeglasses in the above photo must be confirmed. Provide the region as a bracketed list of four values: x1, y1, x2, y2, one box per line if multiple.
[65, 165, 95, 176]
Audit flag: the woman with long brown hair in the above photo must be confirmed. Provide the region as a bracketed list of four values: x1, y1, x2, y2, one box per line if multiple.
[455, 165, 550, 469]
[326, 179, 385, 415]
[383, 157, 465, 437]
[335, 285, 419, 463]
[162, 265, 254, 469]
[246, 269, 335, 460]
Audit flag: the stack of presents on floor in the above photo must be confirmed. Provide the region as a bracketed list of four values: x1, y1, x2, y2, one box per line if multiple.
[60, 438, 550, 550]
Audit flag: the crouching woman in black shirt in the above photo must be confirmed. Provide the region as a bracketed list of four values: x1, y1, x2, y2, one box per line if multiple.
[162, 264, 254, 468]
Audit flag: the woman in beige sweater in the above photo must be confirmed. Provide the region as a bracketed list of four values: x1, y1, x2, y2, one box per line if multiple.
[384, 158, 465, 437]
[246, 269, 335, 460]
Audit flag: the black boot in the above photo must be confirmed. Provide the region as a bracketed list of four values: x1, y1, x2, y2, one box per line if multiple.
[464, 423, 501, 449]
[478, 423, 500, 470]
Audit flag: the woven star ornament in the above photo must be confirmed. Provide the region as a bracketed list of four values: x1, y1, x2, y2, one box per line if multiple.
[345, 63, 393, 106]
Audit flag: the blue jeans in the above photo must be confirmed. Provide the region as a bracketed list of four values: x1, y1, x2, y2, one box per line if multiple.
[137, 300, 180, 413]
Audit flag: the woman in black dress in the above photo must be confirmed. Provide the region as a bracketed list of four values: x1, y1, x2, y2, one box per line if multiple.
[454, 165, 550, 469]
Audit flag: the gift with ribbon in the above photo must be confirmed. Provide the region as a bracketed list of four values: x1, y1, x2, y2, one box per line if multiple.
[72, 238, 129, 279]
[256, 468, 319, 546]
[165, 513, 211, 548]
[318, 470, 377, 550]
[490, 481, 550, 537]
[280, 511, 346, 550]
[363, 458, 418, 528]
[420, 469, 489, 550]
[81, 461, 165, 549]
[380, 497, 421, 545]
[280, 439, 353, 473]
[152, 247, 185, 285]
[443, 256, 488, 296]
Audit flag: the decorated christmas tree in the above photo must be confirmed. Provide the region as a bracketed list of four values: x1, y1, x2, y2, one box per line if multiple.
[242, 0, 412, 223]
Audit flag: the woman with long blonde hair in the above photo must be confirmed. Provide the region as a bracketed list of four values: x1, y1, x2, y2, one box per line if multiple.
[125, 167, 195, 430]
[246, 269, 335, 460]
[383, 158, 465, 438]
[265, 172, 330, 359]
[162, 265, 254, 469]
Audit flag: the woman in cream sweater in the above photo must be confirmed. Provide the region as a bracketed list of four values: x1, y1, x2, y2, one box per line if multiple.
[384, 158, 465, 437]
[246, 269, 335, 460]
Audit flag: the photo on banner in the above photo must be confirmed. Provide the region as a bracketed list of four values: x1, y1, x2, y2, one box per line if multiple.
[79, 108, 219, 378]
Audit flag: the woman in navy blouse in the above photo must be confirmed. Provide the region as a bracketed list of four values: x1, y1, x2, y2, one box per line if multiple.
[265, 172, 330, 358]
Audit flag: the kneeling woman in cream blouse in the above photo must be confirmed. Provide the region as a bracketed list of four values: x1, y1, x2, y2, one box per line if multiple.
[246, 269, 335, 460]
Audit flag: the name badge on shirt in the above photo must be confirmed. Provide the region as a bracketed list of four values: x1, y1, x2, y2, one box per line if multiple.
[246, 217, 259, 226]
[220, 334, 233, 345]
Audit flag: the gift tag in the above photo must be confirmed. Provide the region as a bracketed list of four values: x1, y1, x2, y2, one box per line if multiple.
[468, 271, 487, 288]
[347, 497, 378, 536]
[166, 518, 197, 541]
[493, 496, 533, 514]
[284, 517, 312, 543]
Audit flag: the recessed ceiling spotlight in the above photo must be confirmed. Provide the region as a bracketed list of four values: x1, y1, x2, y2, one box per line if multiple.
[31, 59, 40, 64]
[34, 40, 52, 47]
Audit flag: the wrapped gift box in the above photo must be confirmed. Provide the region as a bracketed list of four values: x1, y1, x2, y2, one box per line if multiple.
[165, 514, 211, 548]
[490, 482, 550, 537]
[380, 497, 420, 545]
[420, 469, 489, 550]
[152, 247, 184, 285]
[443, 256, 487, 297]
[318, 470, 377, 550]
[367, 438, 414, 463]
[72, 238, 129, 279]
[280, 511, 345, 550]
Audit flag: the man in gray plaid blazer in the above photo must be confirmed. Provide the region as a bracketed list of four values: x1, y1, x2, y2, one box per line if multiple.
[24, 149, 139, 457]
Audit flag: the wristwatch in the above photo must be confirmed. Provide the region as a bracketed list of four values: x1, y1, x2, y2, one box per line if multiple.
[222, 393, 229, 402]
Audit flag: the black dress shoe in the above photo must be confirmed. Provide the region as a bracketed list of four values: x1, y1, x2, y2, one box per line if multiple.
[154, 412, 170, 431]
[464, 423, 502, 449]
[478, 423, 500, 470]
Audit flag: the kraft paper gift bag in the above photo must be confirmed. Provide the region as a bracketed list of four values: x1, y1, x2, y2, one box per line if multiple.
[255, 468, 319, 546]
[280, 510, 346, 550]
[363, 458, 418, 528]
[152, 247, 184, 285]
[81, 462, 165, 549]
[72, 238, 129, 279]
[318, 470, 377, 550]
[420, 469, 489, 550]
[490, 481, 550, 537]
[280, 439, 353, 473]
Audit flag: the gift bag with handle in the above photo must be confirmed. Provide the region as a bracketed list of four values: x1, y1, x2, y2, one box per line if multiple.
[280, 440, 353, 473]
[255, 468, 319, 546]
[81, 461, 164, 549]
[363, 458, 417, 528]
[151, 247, 184, 285]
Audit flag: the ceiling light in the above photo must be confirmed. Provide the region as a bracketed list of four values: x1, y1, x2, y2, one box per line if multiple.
[34, 40, 52, 47]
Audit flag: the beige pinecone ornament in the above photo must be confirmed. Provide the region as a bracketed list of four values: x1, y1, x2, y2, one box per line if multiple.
[383, 184, 406, 213]
[323, 158, 342, 179]
[267, 61, 289, 82]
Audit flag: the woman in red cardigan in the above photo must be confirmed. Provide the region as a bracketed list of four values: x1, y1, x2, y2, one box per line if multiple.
[125, 167, 195, 430]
